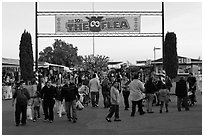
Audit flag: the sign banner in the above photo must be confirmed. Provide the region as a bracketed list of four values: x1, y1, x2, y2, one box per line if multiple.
[55, 15, 140, 33]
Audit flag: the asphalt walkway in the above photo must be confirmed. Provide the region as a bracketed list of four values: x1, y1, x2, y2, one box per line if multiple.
[2, 91, 202, 135]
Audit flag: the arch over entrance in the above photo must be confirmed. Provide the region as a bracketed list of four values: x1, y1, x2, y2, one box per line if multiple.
[35, 2, 164, 71]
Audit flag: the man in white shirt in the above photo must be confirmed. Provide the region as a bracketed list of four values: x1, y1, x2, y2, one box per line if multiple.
[89, 74, 101, 107]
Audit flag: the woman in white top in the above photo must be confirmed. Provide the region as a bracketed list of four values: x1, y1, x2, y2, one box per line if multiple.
[105, 81, 121, 122]
[129, 73, 145, 116]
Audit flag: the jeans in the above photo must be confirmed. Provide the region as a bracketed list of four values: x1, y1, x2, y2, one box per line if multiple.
[43, 99, 55, 121]
[15, 104, 27, 124]
[33, 106, 40, 120]
[107, 104, 119, 119]
[131, 99, 144, 116]
[177, 96, 189, 110]
[91, 92, 99, 107]
[146, 94, 155, 112]
[122, 91, 130, 109]
[102, 93, 110, 108]
[65, 100, 77, 120]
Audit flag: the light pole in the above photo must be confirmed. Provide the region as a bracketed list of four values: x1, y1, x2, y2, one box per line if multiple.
[153, 47, 161, 72]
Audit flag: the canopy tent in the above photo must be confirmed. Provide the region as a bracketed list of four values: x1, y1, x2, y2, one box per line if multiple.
[37, 62, 72, 72]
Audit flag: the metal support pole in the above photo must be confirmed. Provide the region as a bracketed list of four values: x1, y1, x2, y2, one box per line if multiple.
[162, 2, 165, 69]
[92, 2, 95, 56]
[35, 2, 38, 72]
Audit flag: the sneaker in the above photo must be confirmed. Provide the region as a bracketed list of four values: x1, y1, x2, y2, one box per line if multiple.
[160, 110, 162, 113]
[16, 123, 19, 126]
[49, 120, 53, 123]
[73, 120, 76, 123]
[44, 118, 48, 122]
[33, 119, 36, 122]
[68, 118, 72, 122]
[114, 119, 122, 122]
[105, 117, 111, 122]
[95, 104, 99, 107]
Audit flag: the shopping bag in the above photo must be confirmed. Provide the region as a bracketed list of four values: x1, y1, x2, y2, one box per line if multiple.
[76, 100, 84, 110]
[27, 106, 33, 120]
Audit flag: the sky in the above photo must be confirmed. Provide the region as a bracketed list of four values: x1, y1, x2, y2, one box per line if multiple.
[1, 1, 203, 64]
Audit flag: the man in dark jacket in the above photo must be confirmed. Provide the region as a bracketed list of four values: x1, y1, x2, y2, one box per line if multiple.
[12, 81, 30, 126]
[61, 77, 80, 123]
[175, 76, 189, 111]
[41, 80, 57, 123]
[101, 77, 111, 108]
[144, 76, 157, 113]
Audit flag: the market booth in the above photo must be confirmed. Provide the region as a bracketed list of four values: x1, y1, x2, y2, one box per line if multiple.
[2, 58, 20, 99]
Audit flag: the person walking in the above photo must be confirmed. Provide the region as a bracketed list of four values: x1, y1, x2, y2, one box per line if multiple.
[175, 76, 189, 111]
[144, 76, 157, 113]
[129, 73, 145, 116]
[55, 81, 63, 117]
[61, 77, 80, 123]
[41, 80, 57, 123]
[158, 84, 170, 113]
[31, 91, 41, 122]
[106, 81, 121, 122]
[101, 76, 111, 108]
[89, 74, 101, 107]
[37, 78, 45, 115]
[12, 80, 30, 126]
[121, 74, 130, 110]
[187, 72, 197, 105]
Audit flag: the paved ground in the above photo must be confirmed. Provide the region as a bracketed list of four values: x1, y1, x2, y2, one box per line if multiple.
[2, 91, 202, 135]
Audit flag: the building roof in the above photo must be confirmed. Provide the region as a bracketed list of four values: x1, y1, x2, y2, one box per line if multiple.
[151, 56, 202, 64]
[2, 58, 19, 66]
[107, 61, 123, 65]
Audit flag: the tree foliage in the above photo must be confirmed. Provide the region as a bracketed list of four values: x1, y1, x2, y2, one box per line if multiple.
[163, 32, 178, 79]
[82, 55, 109, 72]
[39, 39, 83, 67]
[19, 30, 34, 82]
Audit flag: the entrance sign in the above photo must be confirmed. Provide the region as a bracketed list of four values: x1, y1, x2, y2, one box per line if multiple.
[55, 15, 140, 33]
[35, 2, 164, 71]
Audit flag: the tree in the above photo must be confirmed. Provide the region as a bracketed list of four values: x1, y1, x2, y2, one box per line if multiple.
[19, 30, 34, 82]
[163, 32, 178, 79]
[82, 55, 109, 72]
[39, 39, 82, 67]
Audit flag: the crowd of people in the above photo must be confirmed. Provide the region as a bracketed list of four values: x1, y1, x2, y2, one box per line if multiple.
[12, 69, 198, 126]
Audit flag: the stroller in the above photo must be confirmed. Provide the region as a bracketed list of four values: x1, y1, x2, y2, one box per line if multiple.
[78, 85, 90, 106]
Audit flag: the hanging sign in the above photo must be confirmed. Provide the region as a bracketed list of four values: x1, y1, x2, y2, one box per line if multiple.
[55, 15, 140, 33]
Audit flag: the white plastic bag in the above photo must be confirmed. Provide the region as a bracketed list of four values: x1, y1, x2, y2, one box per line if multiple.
[27, 106, 33, 120]
[76, 100, 84, 110]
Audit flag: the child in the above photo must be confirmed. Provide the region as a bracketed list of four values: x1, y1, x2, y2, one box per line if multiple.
[32, 91, 41, 122]
[158, 84, 170, 113]
[105, 81, 121, 122]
